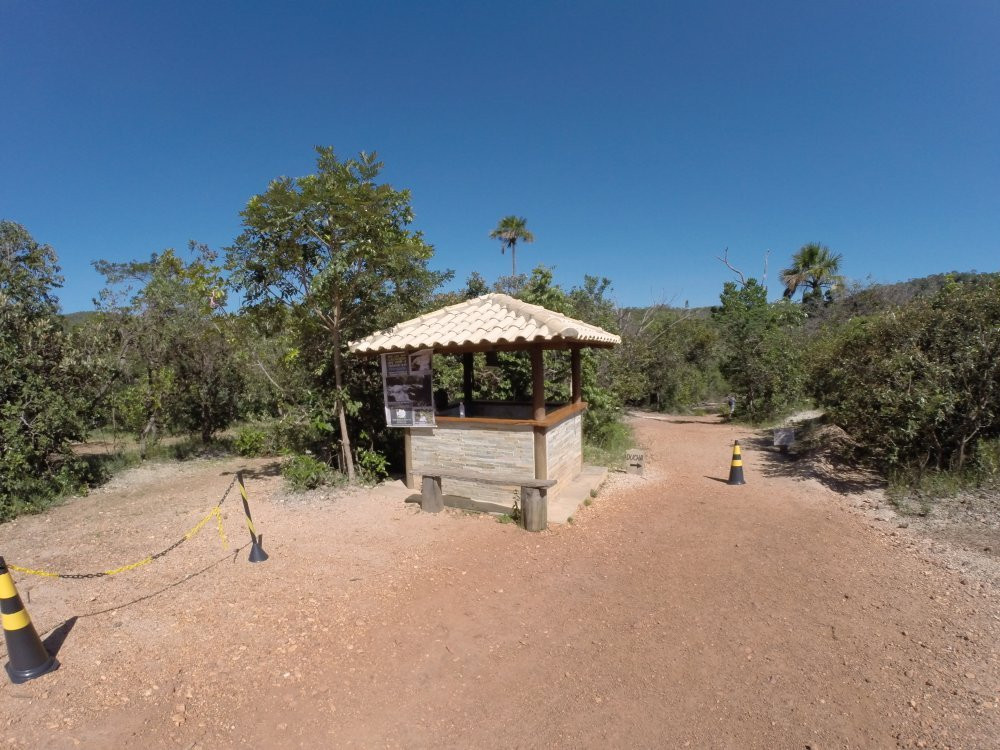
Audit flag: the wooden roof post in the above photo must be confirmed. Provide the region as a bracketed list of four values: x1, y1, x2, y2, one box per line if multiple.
[571, 347, 582, 404]
[462, 352, 474, 408]
[532, 345, 548, 482]
[531, 345, 545, 421]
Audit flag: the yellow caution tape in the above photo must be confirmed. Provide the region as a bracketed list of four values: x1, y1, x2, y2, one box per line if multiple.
[214, 508, 229, 550]
[7, 564, 60, 578]
[102, 557, 154, 576]
[185, 506, 229, 550]
[10, 501, 231, 579]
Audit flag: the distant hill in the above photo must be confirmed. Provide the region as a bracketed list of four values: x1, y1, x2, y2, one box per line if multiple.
[61, 310, 98, 331]
[819, 270, 999, 323]
[616, 270, 999, 329]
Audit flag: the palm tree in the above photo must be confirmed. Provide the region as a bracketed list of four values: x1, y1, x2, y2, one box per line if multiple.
[780, 242, 844, 303]
[490, 216, 534, 277]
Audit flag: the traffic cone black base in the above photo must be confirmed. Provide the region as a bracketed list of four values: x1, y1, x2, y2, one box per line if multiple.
[2, 557, 59, 684]
[5, 645, 58, 685]
[248, 535, 268, 563]
[727, 440, 746, 486]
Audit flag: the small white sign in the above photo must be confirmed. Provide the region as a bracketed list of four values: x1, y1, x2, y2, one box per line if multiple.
[625, 449, 645, 475]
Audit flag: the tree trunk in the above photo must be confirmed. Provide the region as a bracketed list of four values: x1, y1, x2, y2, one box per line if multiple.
[332, 299, 356, 481]
[201, 414, 212, 444]
[201, 386, 212, 443]
[140, 367, 156, 459]
[139, 415, 156, 460]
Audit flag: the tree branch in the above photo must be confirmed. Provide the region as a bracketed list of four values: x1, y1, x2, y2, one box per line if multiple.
[716, 247, 748, 288]
[256, 360, 284, 394]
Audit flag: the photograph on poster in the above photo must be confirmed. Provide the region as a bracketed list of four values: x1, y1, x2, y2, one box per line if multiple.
[381, 349, 435, 427]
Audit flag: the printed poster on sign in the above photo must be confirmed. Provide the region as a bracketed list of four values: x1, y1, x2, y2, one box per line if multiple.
[381, 349, 435, 427]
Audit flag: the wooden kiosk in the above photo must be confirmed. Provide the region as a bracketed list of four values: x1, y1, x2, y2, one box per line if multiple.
[349, 293, 620, 528]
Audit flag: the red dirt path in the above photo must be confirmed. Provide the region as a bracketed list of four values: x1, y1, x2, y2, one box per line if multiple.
[1, 415, 997, 748]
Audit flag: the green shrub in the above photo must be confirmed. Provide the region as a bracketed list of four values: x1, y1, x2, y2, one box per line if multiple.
[583, 419, 634, 469]
[0, 461, 87, 522]
[811, 276, 1000, 475]
[282, 453, 334, 491]
[356, 446, 389, 484]
[972, 437, 1000, 484]
[235, 427, 269, 457]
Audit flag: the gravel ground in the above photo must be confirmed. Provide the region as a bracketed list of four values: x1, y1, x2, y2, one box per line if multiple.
[1, 415, 998, 749]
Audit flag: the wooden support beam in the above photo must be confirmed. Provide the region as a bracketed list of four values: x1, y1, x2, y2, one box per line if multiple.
[571, 347, 582, 404]
[521, 487, 547, 532]
[533, 426, 548, 481]
[531, 346, 545, 421]
[403, 428, 415, 489]
[420, 475, 444, 513]
[462, 352, 474, 407]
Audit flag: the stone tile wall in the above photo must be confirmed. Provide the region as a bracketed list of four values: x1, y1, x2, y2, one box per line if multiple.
[410, 410, 585, 507]
[410, 422, 535, 506]
[545, 412, 583, 494]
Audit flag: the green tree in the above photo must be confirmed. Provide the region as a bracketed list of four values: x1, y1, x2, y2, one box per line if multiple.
[610, 303, 725, 411]
[0, 221, 89, 518]
[568, 275, 617, 333]
[781, 242, 844, 304]
[92, 244, 242, 449]
[463, 271, 489, 299]
[490, 215, 534, 277]
[228, 147, 448, 480]
[713, 279, 806, 421]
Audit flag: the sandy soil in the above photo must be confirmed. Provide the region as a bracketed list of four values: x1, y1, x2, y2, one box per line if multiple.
[1, 415, 997, 749]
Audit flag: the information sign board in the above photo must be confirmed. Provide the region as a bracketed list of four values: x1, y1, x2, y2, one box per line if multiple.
[381, 349, 436, 428]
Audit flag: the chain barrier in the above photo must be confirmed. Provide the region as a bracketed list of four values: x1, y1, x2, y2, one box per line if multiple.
[8, 474, 239, 580]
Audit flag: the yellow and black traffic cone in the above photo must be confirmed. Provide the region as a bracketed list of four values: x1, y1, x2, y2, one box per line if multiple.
[1, 557, 58, 684]
[237, 472, 268, 563]
[727, 440, 746, 486]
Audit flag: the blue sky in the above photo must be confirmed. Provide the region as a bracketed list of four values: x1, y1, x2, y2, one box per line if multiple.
[2, 1, 998, 312]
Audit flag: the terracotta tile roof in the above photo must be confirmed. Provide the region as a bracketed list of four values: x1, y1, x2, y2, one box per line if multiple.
[348, 293, 621, 354]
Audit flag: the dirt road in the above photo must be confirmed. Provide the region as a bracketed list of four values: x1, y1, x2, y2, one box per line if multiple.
[1, 415, 997, 748]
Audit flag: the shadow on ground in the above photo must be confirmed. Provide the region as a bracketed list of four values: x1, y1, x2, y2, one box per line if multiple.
[0, 547, 251, 663]
[42, 615, 77, 657]
[224, 461, 283, 480]
[742, 433, 885, 495]
[662, 419, 721, 425]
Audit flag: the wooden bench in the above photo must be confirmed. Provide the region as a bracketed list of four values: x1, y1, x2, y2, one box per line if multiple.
[419, 471, 557, 532]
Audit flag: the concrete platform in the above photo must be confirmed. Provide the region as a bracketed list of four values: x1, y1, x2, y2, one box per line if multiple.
[547, 464, 608, 524]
